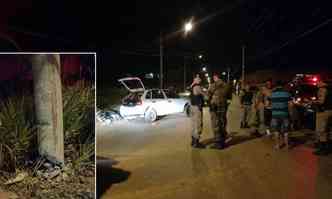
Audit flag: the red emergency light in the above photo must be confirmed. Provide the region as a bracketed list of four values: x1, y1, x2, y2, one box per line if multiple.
[305, 75, 319, 85]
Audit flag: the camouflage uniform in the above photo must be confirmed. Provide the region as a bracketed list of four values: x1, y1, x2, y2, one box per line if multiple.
[208, 79, 230, 148]
[314, 83, 332, 155]
[190, 83, 205, 148]
[316, 86, 330, 140]
[191, 84, 204, 140]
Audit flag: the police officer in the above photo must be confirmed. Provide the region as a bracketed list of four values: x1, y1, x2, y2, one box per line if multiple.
[313, 80, 332, 155]
[208, 73, 230, 149]
[190, 76, 206, 148]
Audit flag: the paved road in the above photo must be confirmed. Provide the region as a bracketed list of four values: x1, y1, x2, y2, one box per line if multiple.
[97, 95, 332, 199]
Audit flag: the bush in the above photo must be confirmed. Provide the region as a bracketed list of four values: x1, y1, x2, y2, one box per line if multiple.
[0, 84, 95, 172]
[62, 85, 95, 168]
[0, 96, 37, 172]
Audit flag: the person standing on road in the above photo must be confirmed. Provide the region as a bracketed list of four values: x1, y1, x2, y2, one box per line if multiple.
[190, 76, 206, 148]
[236, 81, 241, 96]
[256, 80, 273, 136]
[240, 84, 254, 128]
[313, 80, 332, 155]
[270, 81, 292, 149]
[208, 73, 230, 149]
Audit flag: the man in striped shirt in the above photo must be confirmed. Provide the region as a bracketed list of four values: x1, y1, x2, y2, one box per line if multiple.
[269, 80, 292, 149]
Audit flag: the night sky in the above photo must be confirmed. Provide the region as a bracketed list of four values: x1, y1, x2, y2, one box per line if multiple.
[1, 1, 332, 85]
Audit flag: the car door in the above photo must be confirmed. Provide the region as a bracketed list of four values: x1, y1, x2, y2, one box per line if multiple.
[149, 89, 168, 115]
[164, 90, 185, 113]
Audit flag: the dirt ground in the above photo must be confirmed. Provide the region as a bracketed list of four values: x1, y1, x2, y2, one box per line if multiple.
[0, 164, 95, 199]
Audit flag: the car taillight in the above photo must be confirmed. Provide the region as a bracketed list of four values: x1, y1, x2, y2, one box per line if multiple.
[311, 76, 319, 85]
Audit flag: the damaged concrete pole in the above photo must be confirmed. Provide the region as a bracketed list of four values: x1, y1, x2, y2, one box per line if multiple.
[31, 54, 64, 165]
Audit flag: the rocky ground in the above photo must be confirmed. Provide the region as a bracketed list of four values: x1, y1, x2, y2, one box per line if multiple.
[0, 160, 95, 199]
[0, 148, 95, 199]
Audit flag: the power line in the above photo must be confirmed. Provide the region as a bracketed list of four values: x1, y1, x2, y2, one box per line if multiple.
[250, 16, 332, 62]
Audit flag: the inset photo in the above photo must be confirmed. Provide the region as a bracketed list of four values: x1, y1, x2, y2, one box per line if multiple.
[0, 53, 95, 198]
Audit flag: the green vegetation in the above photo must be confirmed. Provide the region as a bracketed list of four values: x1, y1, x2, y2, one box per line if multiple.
[62, 85, 95, 168]
[0, 96, 36, 172]
[0, 85, 95, 172]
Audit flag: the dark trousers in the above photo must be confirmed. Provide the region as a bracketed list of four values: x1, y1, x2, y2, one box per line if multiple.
[210, 105, 227, 144]
[264, 108, 272, 128]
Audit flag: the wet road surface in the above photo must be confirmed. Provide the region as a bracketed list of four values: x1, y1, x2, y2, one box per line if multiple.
[97, 95, 332, 199]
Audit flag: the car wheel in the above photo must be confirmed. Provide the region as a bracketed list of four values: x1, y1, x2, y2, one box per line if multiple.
[184, 104, 191, 117]
[145, 108, 157, 122]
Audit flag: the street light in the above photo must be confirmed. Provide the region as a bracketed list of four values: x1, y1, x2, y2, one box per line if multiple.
[202, 67, 207, 72]
[160, 20, 194, 90]
[184, 22, 193, 33]
[198, 54, 203, 59]
[183, 20, 194, 91]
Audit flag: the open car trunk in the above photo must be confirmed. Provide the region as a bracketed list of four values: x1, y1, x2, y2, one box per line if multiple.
[118, 77, 145, 92]
[122, 92, 143, 106]
[118, 77, 145, 106]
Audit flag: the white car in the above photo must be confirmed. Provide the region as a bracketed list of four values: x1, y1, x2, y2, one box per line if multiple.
[118, 77, 191, 122]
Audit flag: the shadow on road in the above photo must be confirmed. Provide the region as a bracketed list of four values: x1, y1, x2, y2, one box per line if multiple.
[96, 156, 131, 199]
[289, 131, 316, 148]
[227, 134, 260, 147]
[201, 132, 261, 148]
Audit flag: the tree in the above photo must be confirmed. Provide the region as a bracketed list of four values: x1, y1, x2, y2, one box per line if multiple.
[31, 54, 64, 165]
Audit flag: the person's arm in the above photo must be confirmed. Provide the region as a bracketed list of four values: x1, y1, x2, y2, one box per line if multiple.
[207, 84, 215, 98]
[287, 92, 294, 114]
[193, 85, 205, 96]
[317, 88, 327, 105]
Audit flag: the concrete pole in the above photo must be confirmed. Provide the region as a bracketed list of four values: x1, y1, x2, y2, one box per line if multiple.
[227, 67, 230, 83]
[183, 56, 186, 91]
[160, 33, 164, 89]
[31, 54, 64, 165]
[242, 45, 245, 87]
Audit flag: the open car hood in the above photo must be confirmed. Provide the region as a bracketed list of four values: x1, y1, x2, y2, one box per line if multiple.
[118, 77, 145, 92]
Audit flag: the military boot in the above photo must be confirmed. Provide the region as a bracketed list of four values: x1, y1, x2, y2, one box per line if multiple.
[313, 142, 329, 156]
[210, 140, 226, 150]
[191, 137, 205, 149]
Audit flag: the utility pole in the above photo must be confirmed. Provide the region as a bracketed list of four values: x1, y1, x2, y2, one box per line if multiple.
[31, 54, 64, 165]
[160, 33, 164, 89]
[227, 66, 230, 83]
[242, 45, 245, 87]
[183, 55, 186, 91]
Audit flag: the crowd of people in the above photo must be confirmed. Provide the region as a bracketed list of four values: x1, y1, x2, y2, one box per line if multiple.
[189, 73, 332, 156]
